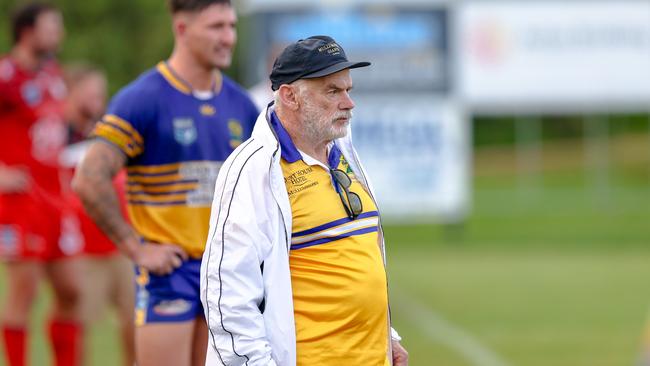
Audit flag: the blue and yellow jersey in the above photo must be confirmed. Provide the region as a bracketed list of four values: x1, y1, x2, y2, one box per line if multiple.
[271, 113, 389, 365]
[93, 62, 258, 258]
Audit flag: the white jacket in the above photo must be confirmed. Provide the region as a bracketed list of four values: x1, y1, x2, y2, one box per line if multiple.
[200, 104, 397, 366]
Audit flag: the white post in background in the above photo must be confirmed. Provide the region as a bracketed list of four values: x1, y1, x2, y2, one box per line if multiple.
[515, 116, 542, 201]
[584, 115, 610, 203]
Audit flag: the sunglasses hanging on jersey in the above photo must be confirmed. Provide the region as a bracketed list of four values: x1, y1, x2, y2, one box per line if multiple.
[330, 168, 363, 220]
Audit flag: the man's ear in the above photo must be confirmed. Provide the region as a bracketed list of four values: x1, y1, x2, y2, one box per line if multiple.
[278, 84, 300, 111]
[172, 15, 187, 37]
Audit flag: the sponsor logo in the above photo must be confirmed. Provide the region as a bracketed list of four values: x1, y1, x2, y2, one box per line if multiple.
[284, 167, 313, 186]
[153, 299, 192, 316]
[284, 167, 319, 196]
[199, 104, 216, 116]
[318, 42, 342, 56]
[173, 118, 197, 145]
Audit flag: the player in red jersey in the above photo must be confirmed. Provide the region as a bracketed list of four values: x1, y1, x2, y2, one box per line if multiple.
[0, 4, 84, 366]
[62, 63, 135, 366]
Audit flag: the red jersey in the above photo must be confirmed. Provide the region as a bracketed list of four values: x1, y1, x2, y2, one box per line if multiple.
[0, 55, 68, 199]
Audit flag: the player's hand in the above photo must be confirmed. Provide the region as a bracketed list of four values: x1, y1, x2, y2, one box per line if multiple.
[133, 242, 189, 275]
[392, 339, 409, 366]
[0, 166, 30, 193]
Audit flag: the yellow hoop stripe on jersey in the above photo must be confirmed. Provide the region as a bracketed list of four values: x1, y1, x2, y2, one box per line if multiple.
[127, 162, 181, 174]
[126, 182, 199, 194]
[103, 114, 144, 145]
[290, 213, 379, 247]
[93, 122, 143, 158]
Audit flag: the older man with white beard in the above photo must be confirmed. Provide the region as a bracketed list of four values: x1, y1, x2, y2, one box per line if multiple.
[200, 35, 408, 366]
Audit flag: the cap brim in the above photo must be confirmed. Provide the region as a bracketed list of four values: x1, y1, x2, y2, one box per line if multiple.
[302, 61, 371, 79]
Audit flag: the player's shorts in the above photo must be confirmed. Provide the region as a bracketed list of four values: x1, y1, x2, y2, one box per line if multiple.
[134, 257, 204, 326]
[0, 194, 83, 261]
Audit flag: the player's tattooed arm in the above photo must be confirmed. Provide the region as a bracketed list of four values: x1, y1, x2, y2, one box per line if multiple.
[72, 141, 137, 254]
[72, 141, 188, 274]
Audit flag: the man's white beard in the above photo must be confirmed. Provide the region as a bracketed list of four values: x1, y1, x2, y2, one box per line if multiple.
[301, 100, 351, 143]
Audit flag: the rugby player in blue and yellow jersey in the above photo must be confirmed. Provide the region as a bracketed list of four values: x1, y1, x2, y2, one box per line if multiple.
[72, 1, 257, 365]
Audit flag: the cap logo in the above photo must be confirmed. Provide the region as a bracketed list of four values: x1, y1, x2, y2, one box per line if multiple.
[318, 42, 341, 56]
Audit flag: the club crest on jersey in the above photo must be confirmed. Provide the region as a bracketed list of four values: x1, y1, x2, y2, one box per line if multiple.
[173, 118, 197, 145]
[228, 119, 243, 148]
[21, 81, 42, 106]
[340, 156, 355, 176]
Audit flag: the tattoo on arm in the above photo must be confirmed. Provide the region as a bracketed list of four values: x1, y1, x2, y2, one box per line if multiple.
[73, 141, 139, 256]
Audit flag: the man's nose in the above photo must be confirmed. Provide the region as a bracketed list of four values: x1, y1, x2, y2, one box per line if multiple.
[340, 91, 355, 110]
[221, 27, 236, 47]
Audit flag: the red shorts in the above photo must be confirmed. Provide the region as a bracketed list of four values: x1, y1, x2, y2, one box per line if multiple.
[68, 170, 127, 257]
[0, 193, 84, 261]
[74, 197, 117, 256]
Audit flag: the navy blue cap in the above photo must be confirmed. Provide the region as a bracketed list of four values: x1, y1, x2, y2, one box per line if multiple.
[269, 35, 370, 91]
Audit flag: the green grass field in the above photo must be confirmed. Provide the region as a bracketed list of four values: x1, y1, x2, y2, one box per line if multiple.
[1, 134, 649, 366]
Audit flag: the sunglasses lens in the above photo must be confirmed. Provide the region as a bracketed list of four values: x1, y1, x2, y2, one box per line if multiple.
[348, 192, 363, 217]
[332, 169, 351, 188]
[331, 169, 362, 219]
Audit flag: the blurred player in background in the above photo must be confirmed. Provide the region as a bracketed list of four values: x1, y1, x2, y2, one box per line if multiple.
[61, 63, 135, 366]
[0, 3, 84, 366]
[72, 0, 258, 365]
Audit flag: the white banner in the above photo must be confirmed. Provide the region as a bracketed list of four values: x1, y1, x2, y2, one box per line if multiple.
[351, 96, 469, 222]
[456, 1, 650, 112]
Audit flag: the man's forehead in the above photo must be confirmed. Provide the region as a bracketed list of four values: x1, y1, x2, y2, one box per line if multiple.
[313, 69, 352, 87]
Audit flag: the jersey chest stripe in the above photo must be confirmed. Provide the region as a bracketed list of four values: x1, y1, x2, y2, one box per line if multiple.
[126, 182, 198, 193]
[128, 200, 186, 206]
[290, 226, 379, 250]
[127, 162, 184, 174]
[292, 210, 379, 238]
[127, 174, 184, 184]
[126, 193, 187, 202]
[126, 179, 198, 187]
[291, 216, 379, 245]
[126, 189, 194, 196]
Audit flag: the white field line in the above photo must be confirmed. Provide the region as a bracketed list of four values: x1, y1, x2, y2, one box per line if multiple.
[392, 289, 511, 366]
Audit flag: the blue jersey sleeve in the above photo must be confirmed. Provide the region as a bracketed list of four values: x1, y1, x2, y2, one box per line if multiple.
[92, 74, 157, 159]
